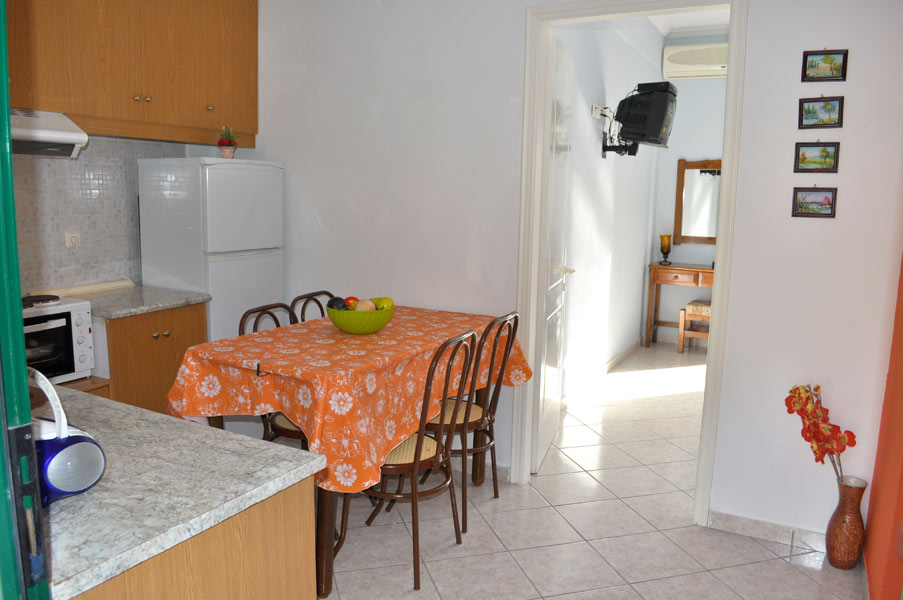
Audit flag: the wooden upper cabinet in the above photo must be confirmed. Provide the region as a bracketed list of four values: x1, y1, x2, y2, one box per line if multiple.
[8, 0, 71, 112]
[201, 0, 258, 134]
[9, 0, 258, 145]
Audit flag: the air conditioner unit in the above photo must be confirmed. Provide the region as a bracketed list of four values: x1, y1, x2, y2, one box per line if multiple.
[662, 43, 728, 79]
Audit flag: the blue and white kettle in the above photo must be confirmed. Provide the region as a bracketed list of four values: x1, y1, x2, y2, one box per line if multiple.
[29, 368, 106, 505]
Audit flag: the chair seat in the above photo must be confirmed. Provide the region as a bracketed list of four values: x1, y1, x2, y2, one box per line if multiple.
[384, 435, 439, 466]
[686, 300, 712, 317]
[272, 412, 303, 431]
[429, 398, 484, 426]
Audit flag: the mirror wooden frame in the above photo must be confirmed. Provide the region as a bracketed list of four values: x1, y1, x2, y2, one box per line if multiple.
[674, 158, 721, 245]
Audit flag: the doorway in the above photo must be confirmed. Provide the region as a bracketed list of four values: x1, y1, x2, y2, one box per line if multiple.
[510, 0, 748, 529]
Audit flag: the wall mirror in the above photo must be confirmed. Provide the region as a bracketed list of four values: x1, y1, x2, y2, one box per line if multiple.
[674, 158, 721, 245]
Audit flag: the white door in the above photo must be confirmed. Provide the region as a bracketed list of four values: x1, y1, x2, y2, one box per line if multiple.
[205, 249, 285, 342]
[203, 163, 284, 253]
[532, 36, 575, 471]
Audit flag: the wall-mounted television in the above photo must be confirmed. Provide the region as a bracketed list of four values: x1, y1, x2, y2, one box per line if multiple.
[614, 82, 678, 147]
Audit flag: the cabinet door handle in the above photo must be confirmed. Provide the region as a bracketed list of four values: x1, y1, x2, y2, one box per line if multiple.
[133, 95, 142, 101]
[163, 331, 171, 338]
[207, 105, 215, 111]
[145, 96, 153, 102]
[152, 332, 160, 339]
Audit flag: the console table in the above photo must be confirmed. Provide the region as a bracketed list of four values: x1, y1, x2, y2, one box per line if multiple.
[645, 263, 714, 346]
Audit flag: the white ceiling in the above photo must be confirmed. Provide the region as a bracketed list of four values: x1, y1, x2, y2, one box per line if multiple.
[647, 8, 731, 38]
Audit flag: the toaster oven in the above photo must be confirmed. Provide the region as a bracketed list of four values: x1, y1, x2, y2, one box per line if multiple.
[22, 295, 94, 383]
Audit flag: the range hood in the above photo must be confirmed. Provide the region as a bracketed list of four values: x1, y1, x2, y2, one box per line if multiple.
[10, 108, 88, 158]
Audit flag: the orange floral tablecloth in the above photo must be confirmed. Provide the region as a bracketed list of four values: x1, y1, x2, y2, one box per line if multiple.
[167, 306, 532, 493]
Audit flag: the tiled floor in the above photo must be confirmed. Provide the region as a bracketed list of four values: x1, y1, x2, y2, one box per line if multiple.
[327, 343, 864, 600]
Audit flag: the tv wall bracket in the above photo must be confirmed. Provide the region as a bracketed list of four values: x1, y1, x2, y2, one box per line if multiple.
[602, 131, 638, 157]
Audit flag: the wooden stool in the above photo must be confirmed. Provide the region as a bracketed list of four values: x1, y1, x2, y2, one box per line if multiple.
[678, 299, 711, 353]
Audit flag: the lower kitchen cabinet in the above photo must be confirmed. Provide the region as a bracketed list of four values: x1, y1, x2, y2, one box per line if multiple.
[60, 376, 113, 399]
[104, 303, 207, 414]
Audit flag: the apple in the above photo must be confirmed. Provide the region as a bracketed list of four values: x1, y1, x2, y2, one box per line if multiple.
[372, 297, 394, 310]
[355, 299, 376, 311]
[344, 296, 359, 309]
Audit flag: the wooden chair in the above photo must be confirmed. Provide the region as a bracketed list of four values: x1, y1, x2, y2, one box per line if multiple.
[425, 312, 518, 532]
[290, 290, 334, 323]
[237, 303, 306, 444]
[678, 299, 711, 353]
[253, 291, 336, 443]
[364, 330, 477, 590]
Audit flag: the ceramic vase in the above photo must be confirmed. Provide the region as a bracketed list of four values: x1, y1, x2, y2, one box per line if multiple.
[220, 146, 235, 159]
[825, 475, 867, 569]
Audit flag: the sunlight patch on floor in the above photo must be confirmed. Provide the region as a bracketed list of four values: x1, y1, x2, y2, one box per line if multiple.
[568, 364, 706, 407]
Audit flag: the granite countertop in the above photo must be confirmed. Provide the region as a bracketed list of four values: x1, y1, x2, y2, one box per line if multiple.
[69, 285, 211, 319]
[35, 387, 326, 600]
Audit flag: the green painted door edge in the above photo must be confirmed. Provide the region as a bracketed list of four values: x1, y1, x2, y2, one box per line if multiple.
[0, 0, 49, 597]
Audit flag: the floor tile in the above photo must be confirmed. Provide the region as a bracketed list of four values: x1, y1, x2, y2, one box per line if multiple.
[590, 531, 704, 583]
[641, 416, 702, 438]
[712, 558, 839, 600]
[334, 523, 412, 572]
[588, 466, 678, 497]
[622, 492, 694, 530]
[340, 492, 404, 529]
[562, 445, 640, 470]
[664, 526, 777, 569]
[530, 472, 615, 505]
[616, 440, 695, 465]
[466, 479, 550, 513]
[554, 425, 605, 448]
[562, 413, 585, 427]
[538, 446, 585, 476]
[334, 564, 439, 600]
[426, 551, 539, 599]
[483, 507, 581, 550]
[667, 436, 700, 456]
[631, 571, 741, 600]
[545, 586, 641, 599]
[589, 422, 661, 443]
[511, 541, 625, 596]
[647, 460, 698, 490]
[556, 499, 655, 539]
[786, 552, 863, 600]
[407, 514, 505, 561]
[753, 538, 816, 558]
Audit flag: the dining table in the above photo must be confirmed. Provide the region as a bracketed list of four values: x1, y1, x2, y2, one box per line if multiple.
[167, 305, 532, 598]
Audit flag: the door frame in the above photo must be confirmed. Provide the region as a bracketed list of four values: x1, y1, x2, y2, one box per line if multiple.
[511, 0, 749, 527]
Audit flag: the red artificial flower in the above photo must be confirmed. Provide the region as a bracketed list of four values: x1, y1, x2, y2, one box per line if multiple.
[839, 430, 856, 447]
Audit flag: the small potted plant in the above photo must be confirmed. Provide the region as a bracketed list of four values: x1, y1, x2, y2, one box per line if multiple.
[785, 384, 863, 569]
[218, 126, 237, 159]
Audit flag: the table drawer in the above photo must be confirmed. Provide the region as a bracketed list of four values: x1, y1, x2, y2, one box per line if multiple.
[700, 271, 715, 287]
[655, 270, 698, 286]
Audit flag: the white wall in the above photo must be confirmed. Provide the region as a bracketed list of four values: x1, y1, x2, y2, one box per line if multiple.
[554, 18, 662, 394]
[649, 76, 726, 328]
[710, 0, 903, 533]
[250, 0, 576, 469]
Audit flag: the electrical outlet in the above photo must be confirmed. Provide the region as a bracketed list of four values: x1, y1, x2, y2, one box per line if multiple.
[592, 104, 604, 119]
[65, 232, 80, 248]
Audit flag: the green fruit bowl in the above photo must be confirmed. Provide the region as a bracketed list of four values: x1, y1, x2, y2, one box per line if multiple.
[327, 306, 395, 335]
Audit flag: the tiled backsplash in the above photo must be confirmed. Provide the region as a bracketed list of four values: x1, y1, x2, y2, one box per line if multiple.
[13, 137, 185, 292]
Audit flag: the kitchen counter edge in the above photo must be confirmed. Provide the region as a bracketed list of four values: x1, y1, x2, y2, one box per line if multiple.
[68, 285, 212, 319]
[36, 387, 326, 600]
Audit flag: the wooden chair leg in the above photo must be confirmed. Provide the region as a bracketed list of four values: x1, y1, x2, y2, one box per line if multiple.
[410, 474, 420, 590]
[365, 478, 389, 526]
[386, 474, 405, 513]
[459, 431, 468, 533]
[260, 414, 273, 441]
[677, 309, 686, 353]
[489, 424, 499, 499]
[446, 460, 462, 545]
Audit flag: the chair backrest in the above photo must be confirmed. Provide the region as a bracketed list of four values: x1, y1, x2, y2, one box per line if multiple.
[238, 303, 299, 335]
[290, 291, 334, 322]
[466, 312, 519, 423]
[411, 330, 477, 472]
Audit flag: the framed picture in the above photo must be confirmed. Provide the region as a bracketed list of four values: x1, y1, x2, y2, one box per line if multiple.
[794, 142, 839, 173]
[792, 187, 837, 218]
[799, 96, 844, 129]
[802, 49, 848, 81]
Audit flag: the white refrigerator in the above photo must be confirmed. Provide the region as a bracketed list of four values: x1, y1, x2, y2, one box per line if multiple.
[138, 157, 285, 342]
